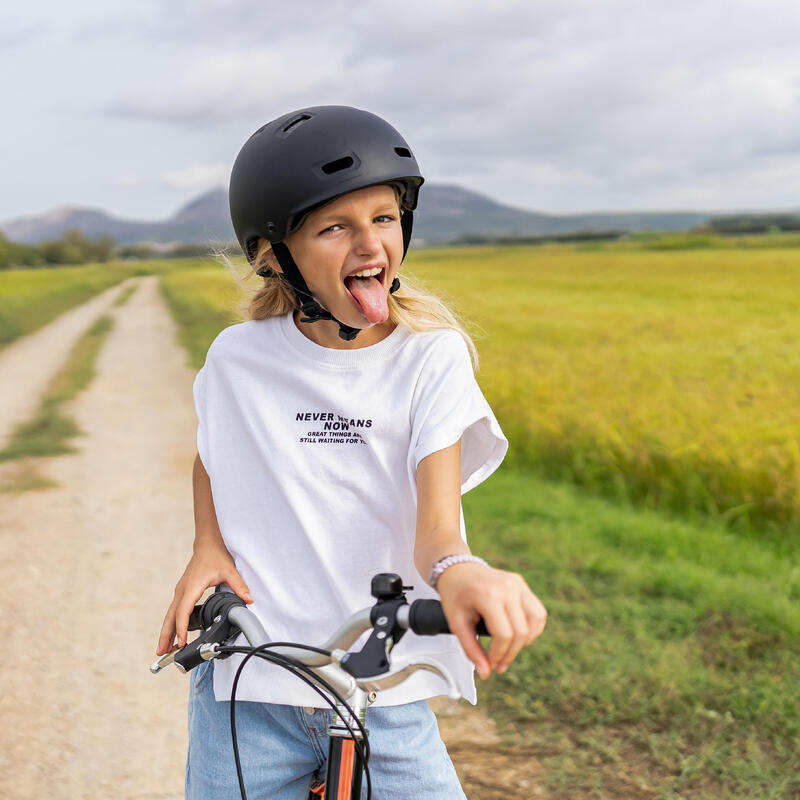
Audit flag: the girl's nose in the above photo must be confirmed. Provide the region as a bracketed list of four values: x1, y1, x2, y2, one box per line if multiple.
[352, 224, 382, 256]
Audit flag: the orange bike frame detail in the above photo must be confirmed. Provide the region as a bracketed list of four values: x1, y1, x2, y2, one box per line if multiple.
[337, 739, 355, 799]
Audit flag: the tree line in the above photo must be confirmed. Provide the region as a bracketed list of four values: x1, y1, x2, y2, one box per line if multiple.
[4, 211, 800, 268]
[703, 213, 800, 234]
[0, 228, 114, 269]
[0, 229, 221, 269]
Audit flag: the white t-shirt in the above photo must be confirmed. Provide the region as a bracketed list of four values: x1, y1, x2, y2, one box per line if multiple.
[193, 310, 507, 706]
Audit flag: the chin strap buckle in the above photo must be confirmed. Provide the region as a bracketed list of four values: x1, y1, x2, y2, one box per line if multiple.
[299, 300, 360, 342]
[299, 300, 334, 324]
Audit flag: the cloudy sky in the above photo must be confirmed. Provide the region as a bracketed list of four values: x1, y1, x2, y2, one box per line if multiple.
[3, 0, 800, 223]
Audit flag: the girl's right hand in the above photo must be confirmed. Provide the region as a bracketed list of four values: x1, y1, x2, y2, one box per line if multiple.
[155, 541, 253, 656]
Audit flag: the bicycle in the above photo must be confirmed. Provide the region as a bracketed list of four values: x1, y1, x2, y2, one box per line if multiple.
[151, 572, 489, 800]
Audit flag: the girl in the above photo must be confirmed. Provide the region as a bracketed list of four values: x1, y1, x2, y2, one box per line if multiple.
[156, 105, 547, 799]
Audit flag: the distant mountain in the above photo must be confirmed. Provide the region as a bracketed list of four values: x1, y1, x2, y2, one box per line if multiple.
[1, 206, 153, 244]
[1, 189, 234, 246]
[159, 189, 232, 243]
[413, 185, 709, 242]
[1, 184, 712, 247]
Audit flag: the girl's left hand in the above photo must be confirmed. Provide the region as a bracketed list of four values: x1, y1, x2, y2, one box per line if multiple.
[436, 562, 547, 679]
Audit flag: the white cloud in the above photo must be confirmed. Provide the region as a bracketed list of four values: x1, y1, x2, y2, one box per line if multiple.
[108, 48, 349, 123]
[6, 0, 800, 219]
[113, 174, 145, 188]
[0, 20, 43, 47]
[162, 163, 230, 191]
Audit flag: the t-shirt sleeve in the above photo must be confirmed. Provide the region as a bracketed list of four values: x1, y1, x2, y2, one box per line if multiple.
[410, 331, 508, 494]
[193, 362, 210, 471]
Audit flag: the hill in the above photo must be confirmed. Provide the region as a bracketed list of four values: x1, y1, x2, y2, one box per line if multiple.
[1, 185, 711, 246]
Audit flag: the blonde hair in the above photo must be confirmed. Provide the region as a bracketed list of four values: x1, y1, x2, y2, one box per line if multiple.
[222, 237, 481, 371]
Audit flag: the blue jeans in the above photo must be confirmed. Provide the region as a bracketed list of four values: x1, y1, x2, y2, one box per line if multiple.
[186, 659, 467, 799]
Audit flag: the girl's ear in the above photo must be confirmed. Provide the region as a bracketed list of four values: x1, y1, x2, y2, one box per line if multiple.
[267, 250, 283, 275]
[255, 238, 283, 275]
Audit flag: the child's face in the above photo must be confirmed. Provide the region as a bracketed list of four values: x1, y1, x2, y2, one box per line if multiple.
[283, 184, 403, 328]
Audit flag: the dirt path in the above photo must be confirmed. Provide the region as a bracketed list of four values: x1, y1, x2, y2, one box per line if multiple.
[0, 281, 134, 448]
[0, 276, 196, 798]
[0, 277, 542, 799]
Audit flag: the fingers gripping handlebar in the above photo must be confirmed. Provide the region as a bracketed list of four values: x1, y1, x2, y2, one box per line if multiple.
[151, 573, 489, 679]
[340, 574, 489, 679]
[174, 591, 247, 673]
[406, 600, 490, 637]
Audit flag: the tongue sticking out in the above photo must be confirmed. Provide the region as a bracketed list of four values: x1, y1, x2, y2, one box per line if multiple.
[344, 275, 389, 324]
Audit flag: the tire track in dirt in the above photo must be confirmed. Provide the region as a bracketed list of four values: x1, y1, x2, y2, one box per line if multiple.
[0, 281, 135, 449]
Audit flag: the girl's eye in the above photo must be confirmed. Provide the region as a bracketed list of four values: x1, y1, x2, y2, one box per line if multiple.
[319, 215, 396, 235]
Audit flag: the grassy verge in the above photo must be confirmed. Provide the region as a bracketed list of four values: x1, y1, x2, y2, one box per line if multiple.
[159, 265, 243, 368]
[0, 315, 114, 464]
[0, 258, 209, 351]
[0, 263, 130, 349]
[464, 467, 800, 799]
[112, 284, 138, 307]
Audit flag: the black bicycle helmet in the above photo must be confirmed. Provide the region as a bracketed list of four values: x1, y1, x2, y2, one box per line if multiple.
[229, 105, 425, 341]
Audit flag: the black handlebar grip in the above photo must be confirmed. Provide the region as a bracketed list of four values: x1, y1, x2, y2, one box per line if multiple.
[408, 599, 490, 637]
[200, 591, 246, 628]
[174, 591, 247, 673]
[188, 605, 204, 631]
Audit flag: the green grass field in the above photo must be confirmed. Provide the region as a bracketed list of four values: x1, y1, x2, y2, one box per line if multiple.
[0, 259, 188, 350]
[466, 467, 799, 799]
[159, 264, 243, 366]
[153, 246, 799, 797]
[0, 263, 128, 349]
[422, 246, 800, 539]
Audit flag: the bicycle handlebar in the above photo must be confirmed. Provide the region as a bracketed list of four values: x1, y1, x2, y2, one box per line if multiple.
[152, 573, 489, 682]
[150, 574, 491, 800]
[403, 599, 490, 638]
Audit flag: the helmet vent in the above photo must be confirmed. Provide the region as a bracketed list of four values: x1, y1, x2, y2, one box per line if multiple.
[394, 147, 412, 158]
[321, 155, 355, 175]
[282, 114, 312, 134]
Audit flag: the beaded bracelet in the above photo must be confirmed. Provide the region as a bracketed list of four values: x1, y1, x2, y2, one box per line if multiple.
[428, 554, 489, 590]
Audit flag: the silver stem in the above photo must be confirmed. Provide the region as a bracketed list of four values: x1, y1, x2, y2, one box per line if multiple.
[228, 605, 372, 666]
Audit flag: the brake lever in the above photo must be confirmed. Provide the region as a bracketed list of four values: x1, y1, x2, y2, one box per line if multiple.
[149, 645, 180, 674]
[355, 655, 461, 700]
[148, 601, 213, 674]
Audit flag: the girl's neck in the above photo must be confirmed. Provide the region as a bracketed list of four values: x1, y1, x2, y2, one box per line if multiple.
[291, 310, 396, 350]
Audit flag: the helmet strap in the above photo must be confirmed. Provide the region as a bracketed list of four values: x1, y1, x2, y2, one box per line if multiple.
[401, 208, 414, 257]
[264, 210, 414, 343]
[269, 241, 361, 341]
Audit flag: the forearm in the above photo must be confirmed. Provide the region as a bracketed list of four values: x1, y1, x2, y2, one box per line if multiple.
[414, 525, 470, 585]
[414, 440, 470, 583]
[192, 453, 225, 552]
[156, 453, 247, 654]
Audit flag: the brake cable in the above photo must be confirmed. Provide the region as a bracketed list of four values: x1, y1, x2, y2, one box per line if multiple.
[216, 642, 373, 800]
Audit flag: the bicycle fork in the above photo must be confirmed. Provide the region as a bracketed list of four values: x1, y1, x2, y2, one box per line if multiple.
[308, 688, 371, 800]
